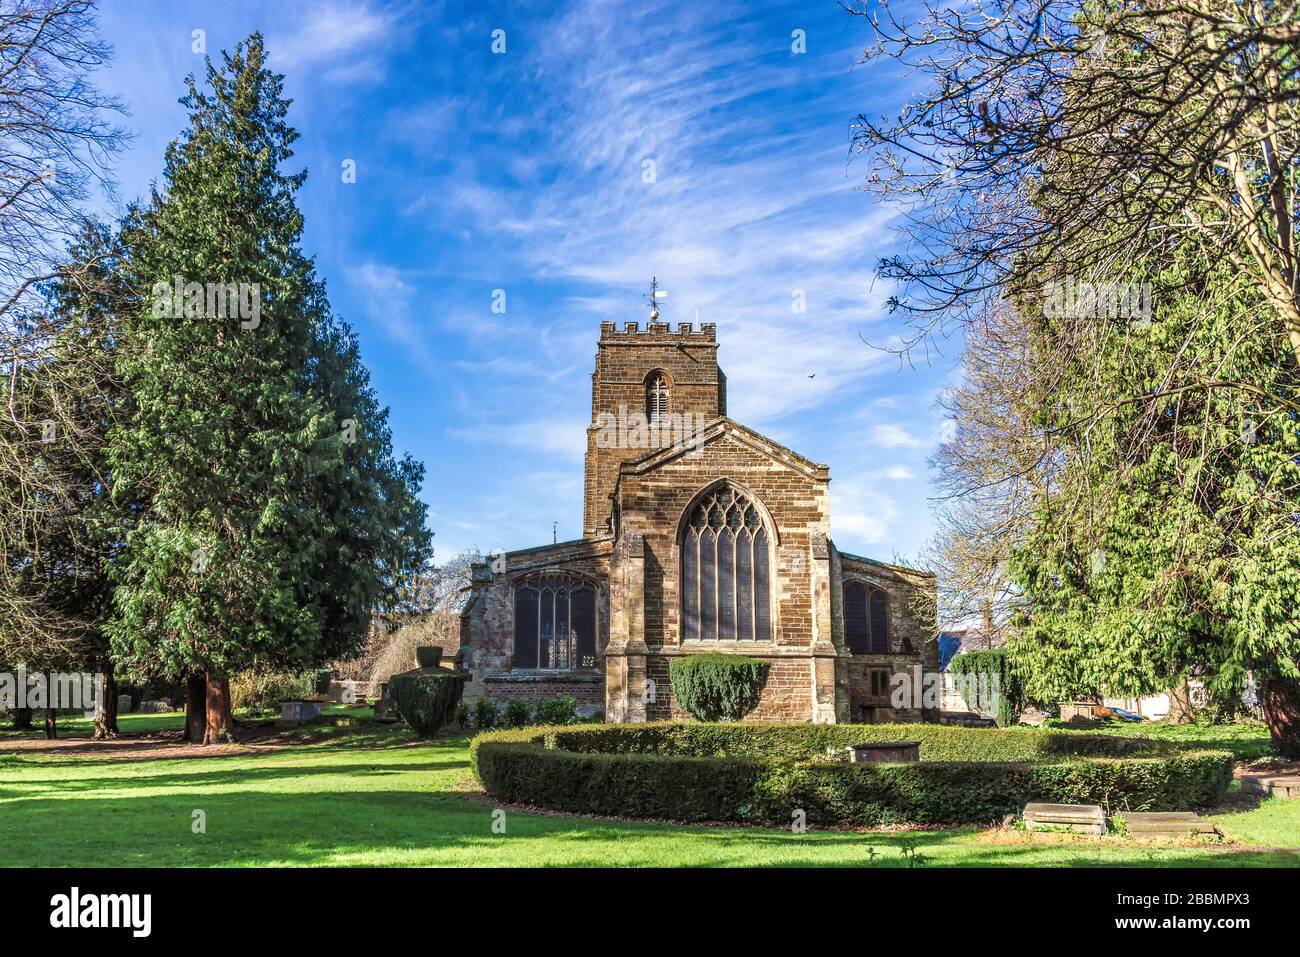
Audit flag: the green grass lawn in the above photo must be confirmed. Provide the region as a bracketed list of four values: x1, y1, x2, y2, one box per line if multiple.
[1, 710, 1296, 867]
[1041, 717, 1278, 760]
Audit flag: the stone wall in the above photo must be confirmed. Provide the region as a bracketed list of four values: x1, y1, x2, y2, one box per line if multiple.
[604, 420, 839, 723]
[583, 322, 724, 537]
[834, 549, 939, 722]
[643, 654, 814, 721]
[460, 538, 612, 707]
[482, 672, 605, 715]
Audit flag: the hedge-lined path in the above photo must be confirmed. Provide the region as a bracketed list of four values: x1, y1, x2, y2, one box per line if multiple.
[2, 709, 1296, 868]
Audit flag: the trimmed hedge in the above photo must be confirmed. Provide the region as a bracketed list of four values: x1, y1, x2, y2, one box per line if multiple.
[388, 668, 466, 736]
[510, 722, 1170, 761]
[668, 654, 769, 721]
[471, 722, 1233, 825]
[948, 649, 1022, 727]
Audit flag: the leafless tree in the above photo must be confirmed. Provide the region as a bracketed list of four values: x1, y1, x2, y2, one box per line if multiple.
[849, 0, 1300, 361]
[0, 1, 124, 687]
[928, 301, 1048, 630]
[0, 0, 125, 333]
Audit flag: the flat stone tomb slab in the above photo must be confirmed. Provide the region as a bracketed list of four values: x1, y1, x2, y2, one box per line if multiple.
[1024, 803, 1106, 835]
[1239, 772, 1300, 799]
[1118, 811, 1216, 836]
[847, 741, 920, 763]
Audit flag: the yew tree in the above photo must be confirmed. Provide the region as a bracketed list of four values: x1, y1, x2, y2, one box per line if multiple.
[1005, 241, 1300, 755]
[107, 34, 430, 743]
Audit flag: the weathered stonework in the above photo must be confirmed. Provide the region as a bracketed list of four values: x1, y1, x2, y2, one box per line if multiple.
[457, 320, 937, 723]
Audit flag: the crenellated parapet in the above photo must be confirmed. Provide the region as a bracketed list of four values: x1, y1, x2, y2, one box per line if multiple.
[598, 320, 717, 343]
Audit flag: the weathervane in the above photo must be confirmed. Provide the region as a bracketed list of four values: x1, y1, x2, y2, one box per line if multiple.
[643, 276, 668, 320]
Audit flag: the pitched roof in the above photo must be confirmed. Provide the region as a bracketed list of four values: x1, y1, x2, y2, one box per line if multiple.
[619, 416, 829, 481]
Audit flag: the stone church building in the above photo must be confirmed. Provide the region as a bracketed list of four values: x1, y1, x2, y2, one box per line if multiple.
[458, 319, 938, 723]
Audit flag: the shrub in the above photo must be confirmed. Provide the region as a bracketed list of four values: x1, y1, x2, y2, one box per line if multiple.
[367, 612, 458, 687]
[669, 654, 770, 721]
[387, 668, 466, 737]
[470, 722, 1233, 826]
[415, 646, 442, 669]
[230, 669, 316, 716]
[474, 697, 500, 729]
[454, 702, 471, 728]
[948, 650, 1023, 726]
[535, 696, 578, 725]
[505, 699, 533, 728]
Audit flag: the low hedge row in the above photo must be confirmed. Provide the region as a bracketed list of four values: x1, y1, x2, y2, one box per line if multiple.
[470, 723, 1233, 825]
[501, 721, 1171, 761]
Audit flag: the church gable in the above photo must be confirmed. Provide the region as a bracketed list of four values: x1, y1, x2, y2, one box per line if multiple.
[619, 417, 829, 483]
[615, 424, 829, 545]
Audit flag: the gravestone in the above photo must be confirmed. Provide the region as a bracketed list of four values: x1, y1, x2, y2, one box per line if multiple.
[1023, 802, 1107, 835]
[848, 741, 920, 763]
[1118, 811, 1216, 837]
[1239, 769, 1300, 800]
[278, 699, 322, 725]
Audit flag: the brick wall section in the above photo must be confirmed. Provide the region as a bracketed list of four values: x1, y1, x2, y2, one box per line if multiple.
[482, 674, 605, 714]
[645, 655, 813, 721]
[833, 549, 938, 722]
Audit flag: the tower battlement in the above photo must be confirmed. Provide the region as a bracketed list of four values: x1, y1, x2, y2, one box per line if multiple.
[598, 320, 716, 342]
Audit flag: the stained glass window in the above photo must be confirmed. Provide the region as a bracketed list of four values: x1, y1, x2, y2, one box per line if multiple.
[681, 486, 771, 641]
[844, 581, 890, 654]
[513, 575, 598, 670]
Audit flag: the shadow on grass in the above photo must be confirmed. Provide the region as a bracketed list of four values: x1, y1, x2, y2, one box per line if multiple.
[1, 759, 467, 796]
[3, 785, 1296, 868]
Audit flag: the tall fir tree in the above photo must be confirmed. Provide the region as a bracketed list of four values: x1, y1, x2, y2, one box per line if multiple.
[107, 34, 430, 743]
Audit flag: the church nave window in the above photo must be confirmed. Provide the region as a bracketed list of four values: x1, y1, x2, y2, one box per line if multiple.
[681, 485, 772, 642]
[513, 575, 598, 670]
[845, 581, 890, 654]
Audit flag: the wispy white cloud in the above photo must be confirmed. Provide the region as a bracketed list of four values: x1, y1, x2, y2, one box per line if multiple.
[871, 424, 925, 449]
[270, 1, 397, 82]
[447, 418, 586, 463]
[345, 261, 438, 371]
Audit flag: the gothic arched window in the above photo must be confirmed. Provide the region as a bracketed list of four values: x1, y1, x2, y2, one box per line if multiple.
[646, 371, 670, 423]
[514, 574, 598, 670]
[845, 581, 890, 654]
[681, 485, 771, 641]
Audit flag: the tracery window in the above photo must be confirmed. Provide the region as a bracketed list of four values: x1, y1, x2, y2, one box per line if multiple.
[681, 485, 771, 642]
[845, 581, 890, 654]
[513, 574, 598, 670]
[646, 371, 670, 423]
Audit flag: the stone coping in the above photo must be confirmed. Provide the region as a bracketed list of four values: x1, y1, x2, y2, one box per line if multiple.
[484, 670, 604, 684]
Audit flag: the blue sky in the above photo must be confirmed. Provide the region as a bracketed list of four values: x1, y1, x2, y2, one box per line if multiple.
[93, 0, 957, 565]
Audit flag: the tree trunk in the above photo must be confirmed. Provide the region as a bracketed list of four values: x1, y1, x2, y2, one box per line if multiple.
[1260, 675, 1300, 760]
[203, 673, 234, 744]
[92, 668, 118, 740]
[1166, 680, 1199, 724]
[183, 675, 206, 742]
[12, 707, 32, 731]
[44, 707, 57, 739]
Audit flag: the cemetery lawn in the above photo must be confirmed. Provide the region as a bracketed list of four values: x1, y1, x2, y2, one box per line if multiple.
[1, 709, 1296, 868]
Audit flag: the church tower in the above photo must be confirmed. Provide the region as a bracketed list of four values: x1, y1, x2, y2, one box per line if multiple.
[582, 319, 726, 537]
